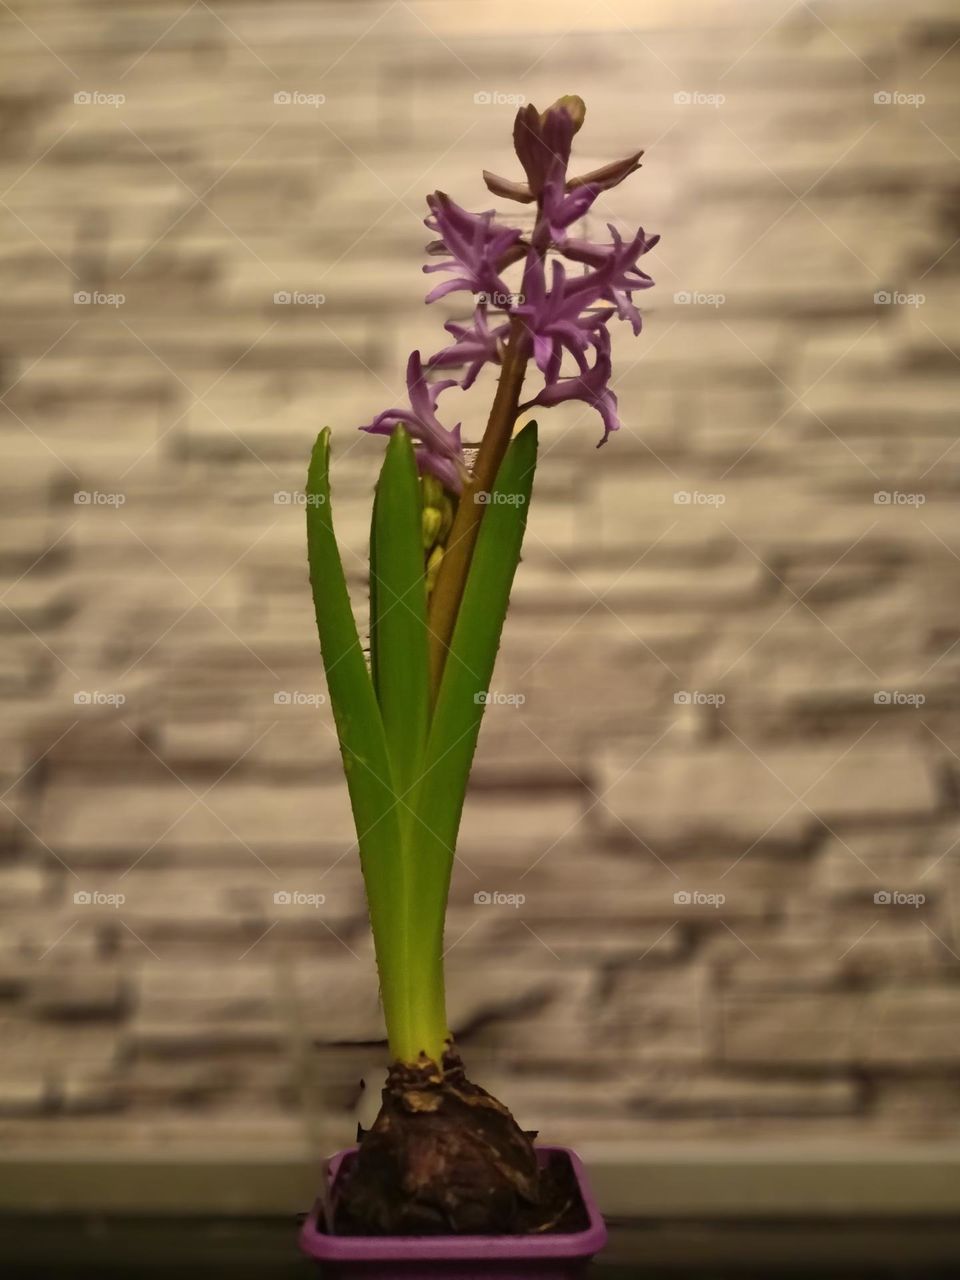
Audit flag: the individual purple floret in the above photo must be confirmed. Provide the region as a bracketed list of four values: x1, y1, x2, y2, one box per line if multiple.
[360, 351, 465, 492]
[513, 254, 611, 384]
[428, 307, 509, 390]
[562, 224, 659, 335]
[422, 192, 521, 304]
[520, 328, 621, 445]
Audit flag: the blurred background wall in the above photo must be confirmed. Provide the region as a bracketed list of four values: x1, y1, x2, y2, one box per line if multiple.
[1, 0, 959, 1165]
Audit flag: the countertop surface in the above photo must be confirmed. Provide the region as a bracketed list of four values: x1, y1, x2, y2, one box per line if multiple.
[3, 1212, 960, 1277]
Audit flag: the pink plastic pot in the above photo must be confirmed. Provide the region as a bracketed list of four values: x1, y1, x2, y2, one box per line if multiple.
[299, 1144, 607, 1278]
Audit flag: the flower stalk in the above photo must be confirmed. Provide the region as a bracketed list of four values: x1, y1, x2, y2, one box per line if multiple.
[427, 314, 532, 693]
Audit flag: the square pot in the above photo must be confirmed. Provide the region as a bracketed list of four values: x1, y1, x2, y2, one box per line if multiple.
[299, 1144, 607, 1278]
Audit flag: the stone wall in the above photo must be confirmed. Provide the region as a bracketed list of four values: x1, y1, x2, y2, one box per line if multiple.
[1, 0, 959, 1159]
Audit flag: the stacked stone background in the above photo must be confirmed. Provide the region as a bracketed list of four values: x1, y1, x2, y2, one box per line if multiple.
[1, 0, 959, 1161]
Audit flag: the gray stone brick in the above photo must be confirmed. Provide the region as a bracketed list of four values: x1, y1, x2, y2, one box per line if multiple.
[596, 741, 938, 847]
[721, 993, 864, 1067]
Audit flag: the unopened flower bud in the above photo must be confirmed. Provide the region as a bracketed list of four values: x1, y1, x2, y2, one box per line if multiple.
[422, 505, 442, 549]
[425, 544, 444, 595]
[421, 474, 455, 549]
[544, 95, 586, 133]
[422, 475, 445, 509]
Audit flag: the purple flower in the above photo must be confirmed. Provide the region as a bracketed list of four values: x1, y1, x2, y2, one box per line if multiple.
[537, 178, 602, 248]
[428, 306, 509, 390]
[514, 253, 610, 384]
[422, 192, 521, 304]
[520, 329, 622, 445]
[562, 225, 659, 336]
[360, 351, 466, 492]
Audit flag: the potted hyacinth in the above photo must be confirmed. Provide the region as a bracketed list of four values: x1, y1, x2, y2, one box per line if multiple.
[299, 95, 656, 1276]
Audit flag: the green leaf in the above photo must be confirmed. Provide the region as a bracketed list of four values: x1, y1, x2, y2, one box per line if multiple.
[305, 430, 417, 1055]
[369, 428, 431, 796]
[411, 421, 538, 888]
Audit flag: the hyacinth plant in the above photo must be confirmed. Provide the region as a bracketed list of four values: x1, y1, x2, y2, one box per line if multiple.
[306, 95, 656, 1235]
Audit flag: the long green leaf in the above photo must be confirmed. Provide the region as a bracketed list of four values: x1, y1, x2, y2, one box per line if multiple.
[369, 428, 430, 795]
[305, 430, 414, 1052]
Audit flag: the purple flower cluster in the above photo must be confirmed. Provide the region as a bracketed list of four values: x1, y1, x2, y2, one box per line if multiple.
[360, 96, 657, 493]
